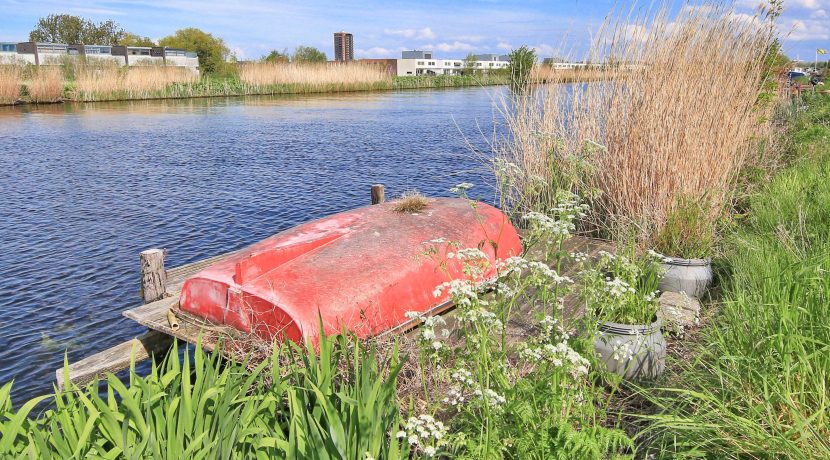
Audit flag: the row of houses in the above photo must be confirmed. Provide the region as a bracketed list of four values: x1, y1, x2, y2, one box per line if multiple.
[360, 51, 591, 77]
[359, 51, 510, 77]
[0, 42, 199, 72]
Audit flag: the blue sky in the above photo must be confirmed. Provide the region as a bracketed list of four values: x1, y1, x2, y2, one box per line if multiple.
[0, 1, 828, 62]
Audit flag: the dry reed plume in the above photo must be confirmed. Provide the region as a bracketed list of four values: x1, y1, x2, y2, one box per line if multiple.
[73, 64, 197, 101]
[26, 67, 63, 103]
[0, 66, 21, 104]
[495, 1, 780, 247]
[239, 62, 391, 91]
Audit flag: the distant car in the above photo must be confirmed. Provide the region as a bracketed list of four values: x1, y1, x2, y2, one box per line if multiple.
[788, 71, 807, 80]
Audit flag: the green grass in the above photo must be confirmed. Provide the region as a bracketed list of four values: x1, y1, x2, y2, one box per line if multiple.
[0, 333, 411, 459]
[51, 74, 509, 103]
[636, 94, 830, 459]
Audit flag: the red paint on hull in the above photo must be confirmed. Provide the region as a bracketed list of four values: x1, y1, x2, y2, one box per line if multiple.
[179, 198, 521, 344]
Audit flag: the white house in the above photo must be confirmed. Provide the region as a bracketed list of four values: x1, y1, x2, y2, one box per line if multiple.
[396, 50, 510, 76]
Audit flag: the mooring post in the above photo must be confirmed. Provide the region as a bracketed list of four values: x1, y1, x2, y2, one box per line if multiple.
[140, 248, 167, 303]
[371, 184, 385, 205]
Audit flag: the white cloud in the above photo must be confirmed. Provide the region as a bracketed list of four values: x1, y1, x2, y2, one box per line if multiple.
[430, 41, 476, 52]
[784, 18, 830, 40]
[355, 47, 398, 58]
[812, 9, 828, 18]
[738, 0, 828, 9]
[230, 46, 247, 60]
[496, 42, 513, 50]
[790, 0, 823, 9]
[451, 34, 484, 42]
[383, 27, 436, 40]
[531, 43, 559, 57]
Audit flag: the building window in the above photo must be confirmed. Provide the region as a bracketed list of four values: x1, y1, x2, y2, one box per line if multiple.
[428, 61, 435, 65]
[417, 61, 424, 65]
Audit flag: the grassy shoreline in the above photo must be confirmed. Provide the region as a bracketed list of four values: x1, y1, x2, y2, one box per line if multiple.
[0, 73, 514, 106]
[634, 93, 830, 458]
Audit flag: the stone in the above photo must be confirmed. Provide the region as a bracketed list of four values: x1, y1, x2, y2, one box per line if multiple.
[657, 291, 702, 337]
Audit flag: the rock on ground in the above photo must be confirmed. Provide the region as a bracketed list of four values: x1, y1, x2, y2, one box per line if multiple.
[658, 291, 702, 338]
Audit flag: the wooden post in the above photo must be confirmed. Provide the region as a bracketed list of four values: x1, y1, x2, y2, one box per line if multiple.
[140, 248, 167, 303]
[371, 184, 385, 205]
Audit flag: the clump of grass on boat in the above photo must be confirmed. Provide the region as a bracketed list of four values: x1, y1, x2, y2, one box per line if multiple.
[391, 191, 430, 213]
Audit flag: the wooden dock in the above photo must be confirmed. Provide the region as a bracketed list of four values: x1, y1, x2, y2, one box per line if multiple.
[59, 185, 613, 388]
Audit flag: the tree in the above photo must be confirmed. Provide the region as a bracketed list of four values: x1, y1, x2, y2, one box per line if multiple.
[29, 14, 125, 45]
[159, 28, 230, 74]
[292, 46, 327, 63]
[263, 49, 290, 63]
[120, 33, 155, 47]
[508, 45, 537, 93]
[463, 53, 478, 76]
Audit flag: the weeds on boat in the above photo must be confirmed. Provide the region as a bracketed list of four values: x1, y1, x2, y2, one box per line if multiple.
[392, 191, 430, 213]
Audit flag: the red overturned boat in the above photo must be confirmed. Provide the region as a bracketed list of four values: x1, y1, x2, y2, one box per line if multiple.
[179, 197, 521, 344]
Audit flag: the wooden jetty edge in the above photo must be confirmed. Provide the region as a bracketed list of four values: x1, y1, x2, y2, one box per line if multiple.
[58, 184, 611, 389]
[59, 185, 390, 388]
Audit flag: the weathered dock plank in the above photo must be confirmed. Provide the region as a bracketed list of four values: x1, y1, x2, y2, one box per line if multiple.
[56, 330, 174, 390]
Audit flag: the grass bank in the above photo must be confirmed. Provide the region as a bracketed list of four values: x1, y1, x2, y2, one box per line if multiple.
[635, 93, 830, 458]
[0, 62, 512, 105]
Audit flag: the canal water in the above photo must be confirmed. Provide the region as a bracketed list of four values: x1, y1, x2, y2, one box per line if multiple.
[0, 87, 507, 402]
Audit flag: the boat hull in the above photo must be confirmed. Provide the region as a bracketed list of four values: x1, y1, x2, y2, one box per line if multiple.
[179, 198, 522, 343]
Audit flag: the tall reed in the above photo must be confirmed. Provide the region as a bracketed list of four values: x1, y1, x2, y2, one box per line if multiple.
[73, 64, 197, 101]
[239, 61, 392, 93]
[26, 66, 63, 103]
[495, 1, 779, 249]
[637, 94, 830, 458]
[0, 66, 21, 104]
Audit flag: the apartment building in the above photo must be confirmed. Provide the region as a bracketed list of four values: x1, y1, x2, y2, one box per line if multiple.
[333, 32, 354, 62]
[396, 50, 510, 76]
[0, 41, 199, 72]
